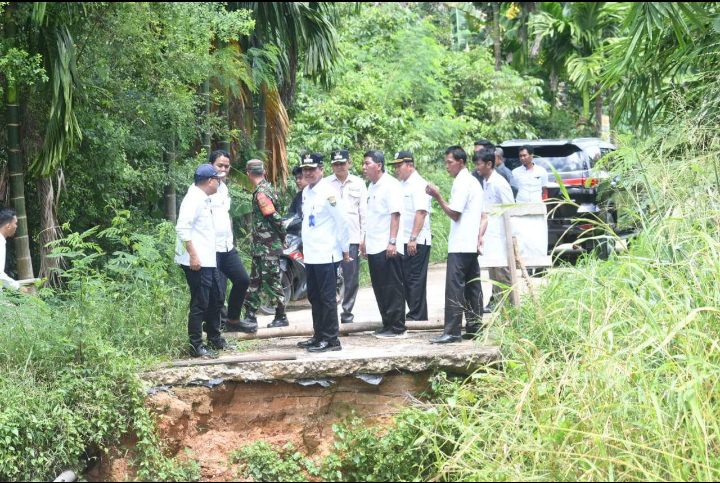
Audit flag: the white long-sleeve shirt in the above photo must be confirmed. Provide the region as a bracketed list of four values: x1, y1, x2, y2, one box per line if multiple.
[188, 181, 234, 252]
[0, 234, 20, 290]
[175, 184, 217, 267]
[324, 173, 367, 245]
[301, 179, 351, 264]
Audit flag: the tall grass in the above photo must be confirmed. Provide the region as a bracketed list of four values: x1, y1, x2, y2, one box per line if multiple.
[324, 121, 720, 481]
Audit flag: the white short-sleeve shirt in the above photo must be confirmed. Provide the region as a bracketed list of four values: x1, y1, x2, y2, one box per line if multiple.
[448, 168, 484, 254]
[324, 173, 367, 245]
[0, 234, 20, 290]
[365, 172, 404, 256]
[512, 164, 548, 203]
[401, 170, 432, 245]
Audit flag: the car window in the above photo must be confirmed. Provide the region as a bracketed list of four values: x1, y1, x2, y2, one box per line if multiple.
[534, 152, 588, 173]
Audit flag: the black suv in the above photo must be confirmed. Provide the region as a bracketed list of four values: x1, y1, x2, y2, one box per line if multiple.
[499, 138, 616, 255]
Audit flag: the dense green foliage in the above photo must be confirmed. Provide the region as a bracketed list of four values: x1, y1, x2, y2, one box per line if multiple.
[1, 2, 720, 481]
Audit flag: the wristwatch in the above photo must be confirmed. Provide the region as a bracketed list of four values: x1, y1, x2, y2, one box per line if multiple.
[389, 238, 397, 245]
[409, 235, 417, 242]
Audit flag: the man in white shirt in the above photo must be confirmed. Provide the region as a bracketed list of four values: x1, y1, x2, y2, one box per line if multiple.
[426, 146, 487, 344]
[389, 151, 432, 321]
[175, 165, 232, 357]
[206, 150, 253, 333]
[0, 208, 29, 293]
[296, 153, 352, 353]
[473, 148, 514, 313]
[324, 149, 367, 324]
[361, 150, 407, 338]
[513, 145, 548, 203]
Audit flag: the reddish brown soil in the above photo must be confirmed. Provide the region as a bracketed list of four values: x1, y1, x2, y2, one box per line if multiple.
[87, 372, 430, 482]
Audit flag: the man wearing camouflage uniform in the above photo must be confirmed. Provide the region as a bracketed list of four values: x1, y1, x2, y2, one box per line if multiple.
[241, 159, 289, 328]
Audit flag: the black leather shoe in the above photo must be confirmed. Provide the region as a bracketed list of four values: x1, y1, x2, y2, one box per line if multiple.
[225, 320, 257, 333]
[307, 340, 342, 352]
[191, 344, 212, 357]
[241, 308, 258, 326]
[209, 338, 237, 351]
[297, 337, 320, 348]
[429, 334, 462, 344]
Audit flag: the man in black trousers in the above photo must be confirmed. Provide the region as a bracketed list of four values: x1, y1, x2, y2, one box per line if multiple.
[295, 153, 352, 352]
[361, 150, 407, 338]
[388, 151, 432, 321]
[205, 150, 254, 334]
[426, 146, 487, 343]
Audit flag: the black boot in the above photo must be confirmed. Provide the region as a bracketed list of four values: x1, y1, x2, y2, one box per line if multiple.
[267, 306, 289, 328]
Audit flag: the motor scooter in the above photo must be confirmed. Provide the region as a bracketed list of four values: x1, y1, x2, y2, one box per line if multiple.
[259, 212, 344, 315]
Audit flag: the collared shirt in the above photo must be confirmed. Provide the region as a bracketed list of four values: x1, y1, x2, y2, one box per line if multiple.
[175, 184, 217, 267]
[495, 163, 519, 199]
[365, 172, 404, 256]
[401, 170, 432, 245]
[209, 182, 234, 252]
[448, 168, 485, 254]
[482, 170, 515, 207]
[0, 234, 20, 290]
[513, 163, 548, 203]
[324, 173, 367, 245]
[301, 179, 350, 264]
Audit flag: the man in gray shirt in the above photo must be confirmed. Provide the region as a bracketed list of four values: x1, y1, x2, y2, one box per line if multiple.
[494, 147, 518, 199]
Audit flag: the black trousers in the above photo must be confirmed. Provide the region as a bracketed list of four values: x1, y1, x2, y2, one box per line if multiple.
[368, 251, 406, 333]
[216, 249, 250, 320]
[340, 244, 360, 323]
[402, 243, 430, 321]
[444, 253, 483, 336]
[182, 266, 224, 347]
[307, 262, 340, 343]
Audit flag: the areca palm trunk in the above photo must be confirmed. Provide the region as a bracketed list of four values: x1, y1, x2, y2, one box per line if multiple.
[5, 4, 34, 280]
[492, 3, 502, 71]
[163, 141, 176, 222]
[201, 79, 211, 160]
[595, 85, 603, 137]
[256, 84, 266, 152]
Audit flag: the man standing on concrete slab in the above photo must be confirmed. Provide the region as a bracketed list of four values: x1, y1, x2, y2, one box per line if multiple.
[288, 165, 307, 218]
[175, 165, 234, 357]
[325, 149, 367, 324]
[474, 148, 514, 313]
[242, 160, 289, 329]
[472, 140, 494, 184]
[0, 208, 29, 293]
[426, 146, 487, 344]
[388, 151, 432, 321]
[296, 153, 352, 353]
[205, 150, 253, 334]
[361, 150, 407, 339]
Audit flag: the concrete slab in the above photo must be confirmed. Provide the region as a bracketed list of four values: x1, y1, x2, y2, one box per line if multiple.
[143, 331, 500, 386]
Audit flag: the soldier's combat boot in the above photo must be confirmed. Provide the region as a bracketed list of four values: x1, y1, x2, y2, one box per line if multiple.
[267, 306, 289, 328]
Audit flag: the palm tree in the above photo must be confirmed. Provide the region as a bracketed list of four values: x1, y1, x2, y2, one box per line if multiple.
[532, 2, 624, 129]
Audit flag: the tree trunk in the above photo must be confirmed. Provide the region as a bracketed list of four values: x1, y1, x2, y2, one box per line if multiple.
[550, 68, 558, 115]
[595, 85, 603, 137]
[492, 2, 502, 71]
[582, 86, 590, 123]
[218, 89, 231, 153]
[5, 4, 34, 280]
[280, 44, 298, 112]
[256, 84, 267, 153]
[37, 175, 62, 285]
[163, 142, 176, 222]
[201, 78, 211, 160]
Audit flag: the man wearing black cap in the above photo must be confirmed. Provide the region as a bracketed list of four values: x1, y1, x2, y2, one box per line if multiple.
[362, 150, 407, 338]
[296, 153, 352, 352]
[325, 149, 367, 324]
[175, 165, 234, 357]
[388, 151, 432, 321]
